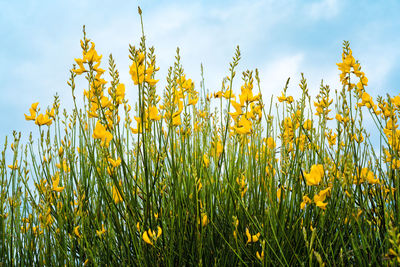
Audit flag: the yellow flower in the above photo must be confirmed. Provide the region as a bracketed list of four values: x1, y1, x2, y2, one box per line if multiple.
[315, 201, 328, 210]
[203, 154, 210, 168]
[143, 231, 153, 245]
[31, 102, 39, 111]
[277, 92, 293, 103]
[83, 42, 102, 63]
[92, 121, 113, 147]
[245, 228, 251, 243]
[56, 159, 70, 172]
[58, 146, 64, 157]
[112, 182, 123, 204]
[234, 116, 252, 135]
[236, 175, 248, 198]
[266, 137, 276, 149]
[172, 100, 183, 126]
[357, 75, 368, 90]
[8, 160, 18, 170]
[214, 91, 223, 98]
[108, 157, 121, 168]
[74, 225, 81, 238]
[148, 106, 161, 121]
[72, 58, 86, 74]
[115, 83, 125, 104]
[100, 96, 111, 109]
[35, 113, 53, 126]
[188, 93, 199, 105]
[277, 92, 286, 102]
[172, 115, 181, 126]
[131, 116, 142, 134]
[326, 130, 337, 147]
[361, 168, 379, 184]
[256, 251, 264, 261]
[245, 228, 260, 244]
[223, 90, 235, 99]
[277, 186, 285, 202]
[156, 226, 162, 238]
[93, 62, 105, 77]
[201, 213, 208, 227]
[96, 224, 106, 238]
[146, 78, 159, 86]
[52, 173, 64, 193]
[303, 119, 312, 130]
[304, 164, 324, 186]
[228, 100, 243, 119]
[142, 226, 162, 245]
[313, 187, 331, 210]
[129, 63, 144, 85]
[129, 54, 158, 86]
[336, 49, 354, 75]
[24, 102, 39, 121]
[197, 181, 203, 192]
[300, 195, 312, 210]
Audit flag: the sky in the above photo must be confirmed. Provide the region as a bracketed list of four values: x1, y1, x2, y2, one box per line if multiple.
[1, 0, 400, 143]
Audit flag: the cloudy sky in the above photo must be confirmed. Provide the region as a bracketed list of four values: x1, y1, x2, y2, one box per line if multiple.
[1, 0, 399, 142]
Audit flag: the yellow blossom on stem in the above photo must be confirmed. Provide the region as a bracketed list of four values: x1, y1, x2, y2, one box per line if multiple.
[148, 106, 161, 121]
[72, 58, 87, 74]
[24, 102, 39, 121]
[266, 137, 276, 149]
[300, 195, 312, 209]
[142, 226, 162, 245]
[228, 100, 243, 119]
[92, 121, 113, 147]
[313, 187, 331, 210]
[35, 113, 53, 126]
[74, 225, 81, 238]
[361, 168, 379, 184]
[108, 157, 121, 168]
[96, 224, 106, 238]
[303, 119, 312, 130]
[56, 160, 70, 172]
[112, 181, 123, 204]
[201, 213, 208, 227]
[256, 251, 265, 261]
[304, 164, 324, 186]
[245, 228, 260, 244]
[52, 173, 64, 193]
[277, 186, 285, 202]
[234, 116, 252, 135]
[142, 231, 153, 245]
[115, 83, 125, 104]
[131, 116, 142, 134]
[83, 42, 102, 63]
[129, 52, 159, 86]
[171, 100, 183, 126]
[188, 93, 199, 106]
[46, 108, 55, 119]
[8, 160, 18, 170]
[223, 89, 235, 99]
[203, 154, 210, 168]
[278, 92, 293, 103]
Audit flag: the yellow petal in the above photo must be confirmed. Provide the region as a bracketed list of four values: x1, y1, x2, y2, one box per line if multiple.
[157, 226, 162, 238]
[142, 231, 153, 245]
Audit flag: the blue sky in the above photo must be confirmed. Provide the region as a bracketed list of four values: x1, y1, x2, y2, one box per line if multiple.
[1, 0, 400, 142]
